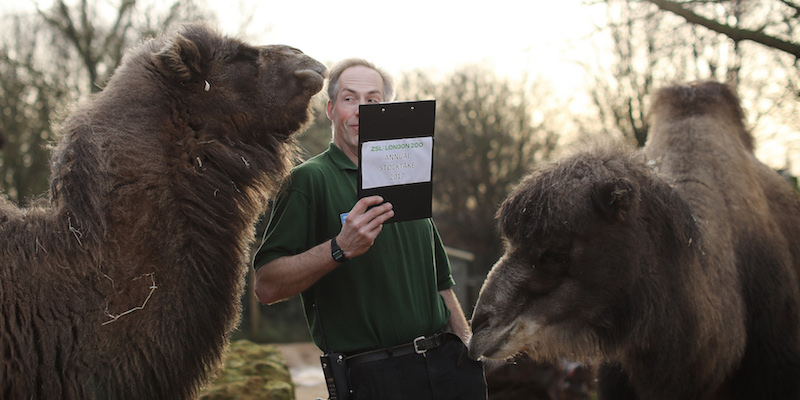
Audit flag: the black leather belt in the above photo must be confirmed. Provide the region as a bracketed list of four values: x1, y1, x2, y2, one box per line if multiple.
[346, 332, 446, 368]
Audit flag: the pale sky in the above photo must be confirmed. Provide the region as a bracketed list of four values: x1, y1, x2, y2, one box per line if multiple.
[1, 0, 608, 101]
[210, 0, 605, 96]
[0, 0, 606, 103]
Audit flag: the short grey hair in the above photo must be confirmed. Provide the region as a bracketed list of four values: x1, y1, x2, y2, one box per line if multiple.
[326, 58, 395, 104]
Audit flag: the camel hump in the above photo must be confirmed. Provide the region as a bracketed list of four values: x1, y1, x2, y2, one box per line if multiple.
[647, 81, 753, 153]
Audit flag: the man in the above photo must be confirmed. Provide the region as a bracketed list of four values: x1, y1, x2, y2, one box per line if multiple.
[253, 58, 487, 399]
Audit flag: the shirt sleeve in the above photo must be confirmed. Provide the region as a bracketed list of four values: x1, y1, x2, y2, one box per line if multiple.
[432, 221, 456, 291]
[252, 184, 315, 270]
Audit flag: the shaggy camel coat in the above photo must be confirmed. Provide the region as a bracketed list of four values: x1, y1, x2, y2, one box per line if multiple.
[469, 82, 800, 400]
[0, 23, 325, 399]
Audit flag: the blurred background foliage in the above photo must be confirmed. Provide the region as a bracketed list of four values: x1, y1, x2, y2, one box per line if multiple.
[0, 0, 798, 347]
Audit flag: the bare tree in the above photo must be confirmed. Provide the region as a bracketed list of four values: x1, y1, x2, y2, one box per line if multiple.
[635, 1, 800, 175]
[295, 95, 334, 160]
[584, 0, 799, 168]
[583, 0, 747, 146]
[34, 0, 213, 93]
[645, 0, 800, 60]
[0, 13, 75, 202]
[582, 2, 658, 146]
[0, 0, 211, 203]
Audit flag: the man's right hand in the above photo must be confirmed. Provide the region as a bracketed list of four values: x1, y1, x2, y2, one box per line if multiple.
[255, 196, 394, 304]
[335, 196, 394, 259]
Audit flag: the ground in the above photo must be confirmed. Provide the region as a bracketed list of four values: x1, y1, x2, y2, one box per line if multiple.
[276, 343, 328, 399]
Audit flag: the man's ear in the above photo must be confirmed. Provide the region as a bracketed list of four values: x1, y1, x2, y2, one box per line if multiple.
[155, 33, 203, 83]
[326, 100, 334, 121]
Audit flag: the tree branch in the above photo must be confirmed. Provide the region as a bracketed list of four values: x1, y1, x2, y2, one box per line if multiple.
[646, 0, 800, 59]
[780, 0, 800, 16]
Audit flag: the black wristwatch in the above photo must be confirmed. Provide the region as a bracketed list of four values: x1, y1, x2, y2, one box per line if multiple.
[330, 237, 349, 263]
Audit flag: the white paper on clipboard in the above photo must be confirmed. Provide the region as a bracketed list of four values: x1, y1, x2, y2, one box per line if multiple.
[360, 137, 433, 190]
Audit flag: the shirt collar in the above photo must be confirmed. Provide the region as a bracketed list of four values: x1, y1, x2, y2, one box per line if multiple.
[327, 142, 358, 171]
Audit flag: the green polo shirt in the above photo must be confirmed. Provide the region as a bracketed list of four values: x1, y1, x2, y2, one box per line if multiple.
[253, 143, 454, 354]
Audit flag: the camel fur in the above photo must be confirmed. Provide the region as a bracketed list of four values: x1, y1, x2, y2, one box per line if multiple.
[0, 23, 325, 399]
[469, 81, 800, 400]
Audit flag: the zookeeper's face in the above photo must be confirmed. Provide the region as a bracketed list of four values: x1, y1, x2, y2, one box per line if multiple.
[327, 65, 384, 164]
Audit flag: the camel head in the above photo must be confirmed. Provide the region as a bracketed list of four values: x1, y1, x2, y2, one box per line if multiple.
[468, 144, 651, 364]
[150, 23, 327, 143]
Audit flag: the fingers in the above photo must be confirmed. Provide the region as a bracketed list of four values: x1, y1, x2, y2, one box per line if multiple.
[350, 195, 386, 215]
[349, 196, 393, 235]
[362, 198, 394, 227]
[350, 196, 394, 228]
[337, 196, 394, 258]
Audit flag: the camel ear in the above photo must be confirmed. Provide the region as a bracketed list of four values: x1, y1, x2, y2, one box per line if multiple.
[592, 177, 637, 221]
[155, 34, 203, 83]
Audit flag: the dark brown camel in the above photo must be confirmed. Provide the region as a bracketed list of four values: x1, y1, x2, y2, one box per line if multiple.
[469, 81, 800, 400]
[0, 23, 325, 399]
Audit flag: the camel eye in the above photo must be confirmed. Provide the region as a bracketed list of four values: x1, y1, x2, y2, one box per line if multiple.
[540, 250, 569, 266]
[525, 250, 568, 295]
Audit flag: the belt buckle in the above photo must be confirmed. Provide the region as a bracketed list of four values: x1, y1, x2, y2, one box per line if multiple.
[413, 336, 427, 355]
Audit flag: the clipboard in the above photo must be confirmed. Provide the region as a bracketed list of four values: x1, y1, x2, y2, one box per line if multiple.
[357, 100, 435, 223]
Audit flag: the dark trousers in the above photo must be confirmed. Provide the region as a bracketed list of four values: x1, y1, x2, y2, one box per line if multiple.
[348, 334, 487, 400]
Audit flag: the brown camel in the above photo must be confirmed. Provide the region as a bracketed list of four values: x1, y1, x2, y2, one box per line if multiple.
[469, 81, 800, 400]
[0, 23, 325, 399]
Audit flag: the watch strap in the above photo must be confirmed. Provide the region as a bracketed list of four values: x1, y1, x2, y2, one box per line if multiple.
[331, 237, 348, 263]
